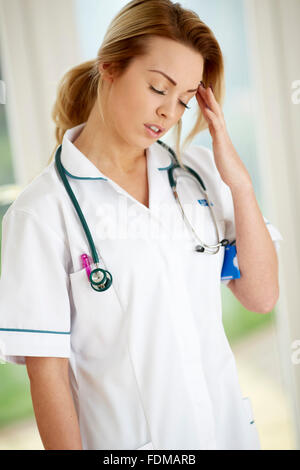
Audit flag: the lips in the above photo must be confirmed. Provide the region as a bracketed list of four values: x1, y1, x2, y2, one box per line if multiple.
[144, 125, 163, 137]
[144, 123, 165, 132]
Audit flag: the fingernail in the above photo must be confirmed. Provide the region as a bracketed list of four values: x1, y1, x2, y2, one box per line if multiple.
[209, 82, 214, 92]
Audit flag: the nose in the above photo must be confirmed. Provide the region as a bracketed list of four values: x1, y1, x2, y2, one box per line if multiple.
[157, 101, 177, 123]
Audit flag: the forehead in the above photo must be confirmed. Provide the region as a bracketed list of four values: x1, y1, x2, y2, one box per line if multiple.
[137, 36, 204, 84]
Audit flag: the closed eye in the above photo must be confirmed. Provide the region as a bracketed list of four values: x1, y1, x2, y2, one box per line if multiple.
[149, 85, 191, 109]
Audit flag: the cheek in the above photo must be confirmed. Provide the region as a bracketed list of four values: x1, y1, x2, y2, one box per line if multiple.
[129, 81, 149, 108]
[119, 88, 150, 127]
[108, 89, 129, 124]
[108, 92, 141, 136]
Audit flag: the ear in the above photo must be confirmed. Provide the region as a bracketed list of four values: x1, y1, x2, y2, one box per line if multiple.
[98, 63, 114, 83]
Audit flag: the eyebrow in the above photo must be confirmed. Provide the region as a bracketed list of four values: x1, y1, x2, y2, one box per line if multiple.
[147, 69, 199, 93]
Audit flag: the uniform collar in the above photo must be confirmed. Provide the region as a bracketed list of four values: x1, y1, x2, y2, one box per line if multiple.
[60, 122, 173, 180]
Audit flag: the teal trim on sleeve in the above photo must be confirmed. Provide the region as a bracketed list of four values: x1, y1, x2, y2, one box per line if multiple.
[0, 328, 70, 334]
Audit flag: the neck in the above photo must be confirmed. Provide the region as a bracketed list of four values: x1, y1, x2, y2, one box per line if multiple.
[72, 101, 146, 175]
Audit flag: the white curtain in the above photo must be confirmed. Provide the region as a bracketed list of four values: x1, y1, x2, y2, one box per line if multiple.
[244, 0, 300, 448]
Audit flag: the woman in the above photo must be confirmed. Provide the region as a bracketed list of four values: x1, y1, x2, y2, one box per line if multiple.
[0, 0, 282, 450]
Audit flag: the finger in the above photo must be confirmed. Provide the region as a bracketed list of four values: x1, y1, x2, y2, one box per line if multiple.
[197, 91, 218, 126]
[197, 86, 212, 109]
[198, 85, 221, 117]
[196, 88, 213, 112]
[197, 86, 214, 109]
[202, 105, 217, 123]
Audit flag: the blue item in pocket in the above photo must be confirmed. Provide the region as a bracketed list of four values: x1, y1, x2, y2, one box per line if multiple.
[221, 243, 241, 281]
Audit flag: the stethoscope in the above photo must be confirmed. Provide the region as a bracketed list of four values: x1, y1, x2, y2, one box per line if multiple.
[55, 140, 230, 292]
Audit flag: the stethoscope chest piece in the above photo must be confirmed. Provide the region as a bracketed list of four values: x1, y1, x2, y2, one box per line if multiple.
[90, 267, 113, 292]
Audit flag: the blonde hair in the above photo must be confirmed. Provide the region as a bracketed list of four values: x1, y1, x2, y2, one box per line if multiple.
[49, 0, 225, 167]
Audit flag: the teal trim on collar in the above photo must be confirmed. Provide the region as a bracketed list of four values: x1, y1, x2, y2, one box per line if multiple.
[158, 162, 174, 171]
[0, 327, 71, 334]
[155, 139, 177, 171]
[63, 157, 173, 175]
[62, 165, 108, 181]
[60, 139, 174, 176]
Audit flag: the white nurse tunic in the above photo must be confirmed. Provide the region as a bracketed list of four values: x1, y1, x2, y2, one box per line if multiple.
[0, 123, 283, 450]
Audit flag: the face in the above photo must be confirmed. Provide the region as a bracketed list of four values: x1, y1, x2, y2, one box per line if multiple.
[101, 36, 204, 148]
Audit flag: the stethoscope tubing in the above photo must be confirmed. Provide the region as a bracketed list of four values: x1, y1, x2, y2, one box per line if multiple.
[55, 145, 100, 264]
[55, 145, 112, 291]
[161, 140, 229, 254]
[54, 139, 230, 290]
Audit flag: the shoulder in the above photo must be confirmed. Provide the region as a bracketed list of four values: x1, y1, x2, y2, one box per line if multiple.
[3, 162, 67, 243]
[180, 144, 233, 212]
[180, 144, 226, 199]
[181, 144, 222, 183]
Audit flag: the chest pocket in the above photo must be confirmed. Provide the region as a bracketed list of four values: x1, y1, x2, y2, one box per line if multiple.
[69, 266, 125, 357]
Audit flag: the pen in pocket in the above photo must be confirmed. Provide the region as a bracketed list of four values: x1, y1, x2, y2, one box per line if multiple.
[80, 253, 92, 281]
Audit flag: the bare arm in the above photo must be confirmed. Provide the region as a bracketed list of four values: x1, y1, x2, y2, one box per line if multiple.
[195, 86, 279, 314]
[226, 183, 279, 313]
[25, 356, 83, 450]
